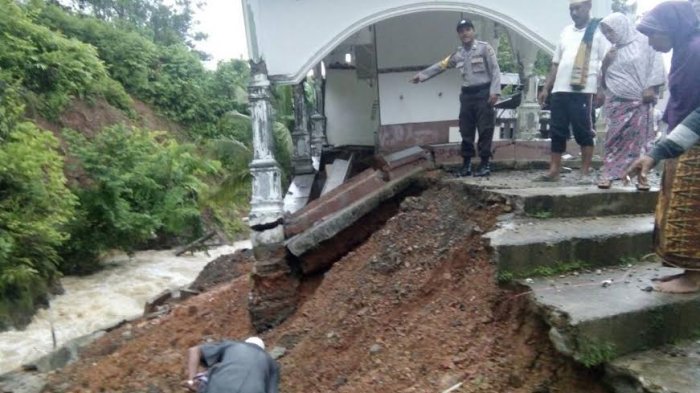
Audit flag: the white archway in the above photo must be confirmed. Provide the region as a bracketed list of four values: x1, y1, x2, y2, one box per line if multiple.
[242, 0, 611, 84]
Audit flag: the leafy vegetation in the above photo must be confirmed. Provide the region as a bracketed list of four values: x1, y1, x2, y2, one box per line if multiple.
[577, 338, 616, 367]
[0, 0, 132, 119]
[0, 71, 77, 327]
[529, 210, 553, 219]
[59, 125, 220, 273]
[611, 0, 637, 15]
[0, 0, 295, 328]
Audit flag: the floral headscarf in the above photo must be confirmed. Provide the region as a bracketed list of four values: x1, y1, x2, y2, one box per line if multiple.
[601, 13, 665, 100]
[601, 12, 636, 47]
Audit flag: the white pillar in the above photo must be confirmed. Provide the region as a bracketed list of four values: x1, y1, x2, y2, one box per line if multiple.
[312, 63, 328, 149]
[509, 33, 541, 140]
[291, 83, 314, 175]
[248, 61, 284, 244]
[310, 113, 326, 158]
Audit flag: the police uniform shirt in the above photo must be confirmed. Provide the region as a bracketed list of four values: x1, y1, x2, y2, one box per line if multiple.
[418, 40, 501, 96]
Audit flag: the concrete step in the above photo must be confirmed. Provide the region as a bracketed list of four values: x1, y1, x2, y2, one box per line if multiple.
[485, 215, 654, 277]
[526, 262, 700, 367]
[490, 186, 659, 218]
[606, 340, 700, 393]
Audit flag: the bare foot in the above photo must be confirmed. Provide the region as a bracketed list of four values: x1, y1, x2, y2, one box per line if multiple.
[534, 173, 560, 182]
[655, 271, 700, 293]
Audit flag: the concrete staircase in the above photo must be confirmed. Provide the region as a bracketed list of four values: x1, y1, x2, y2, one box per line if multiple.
[457, 172, 700, 393]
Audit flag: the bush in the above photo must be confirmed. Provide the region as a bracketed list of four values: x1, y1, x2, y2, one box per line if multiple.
[0, 121, 77, 327]
[37, 4, 158, 96]
[60, 125, 220, 273]
[0, 0, 132, 119]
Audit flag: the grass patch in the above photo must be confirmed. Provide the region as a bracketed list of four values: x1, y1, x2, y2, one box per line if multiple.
[529, 210, 553, 219]
[577, 338, 616, 367]
[524, 260, 589, 278]
[497, 271, 515, 284]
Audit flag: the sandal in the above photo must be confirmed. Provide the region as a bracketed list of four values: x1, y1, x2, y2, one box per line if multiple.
[636, 183, 651, 191]
[533, 174, 560, 182]
[597, 179, 612, 189]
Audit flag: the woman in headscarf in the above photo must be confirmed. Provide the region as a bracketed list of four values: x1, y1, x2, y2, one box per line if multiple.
[597, 13, 665, 189]
[626, 1, 700, 293]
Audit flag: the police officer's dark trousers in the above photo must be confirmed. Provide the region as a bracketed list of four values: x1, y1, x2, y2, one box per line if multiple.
[458, 84, 495, 161]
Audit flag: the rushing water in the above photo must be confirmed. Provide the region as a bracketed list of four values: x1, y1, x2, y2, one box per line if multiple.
[0, 240, 251, 374]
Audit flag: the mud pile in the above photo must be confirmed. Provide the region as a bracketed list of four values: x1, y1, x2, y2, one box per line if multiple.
[45, 181, 606, 392]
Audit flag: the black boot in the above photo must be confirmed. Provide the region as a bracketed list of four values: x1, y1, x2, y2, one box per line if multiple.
[474, 158, 491, 177]
[458, 158, 472, 177]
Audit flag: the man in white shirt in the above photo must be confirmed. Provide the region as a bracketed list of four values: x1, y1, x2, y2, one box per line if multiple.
[536, 0, 609, 182]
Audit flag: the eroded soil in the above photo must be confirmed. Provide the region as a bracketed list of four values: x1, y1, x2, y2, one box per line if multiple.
[45, 180, 608, 393]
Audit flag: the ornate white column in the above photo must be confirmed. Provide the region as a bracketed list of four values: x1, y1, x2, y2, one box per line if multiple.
[509, 34, 541, 140]
[314, 63, 325, 118]
[312, 63, 328, 151]
[248, 61, 284, 249]
[247, 61, 299, 332]
[291, 83, 314, 175]
[310, 113, 326, 158]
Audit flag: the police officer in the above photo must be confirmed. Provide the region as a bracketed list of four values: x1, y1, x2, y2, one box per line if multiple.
[411, 18, 501, 177]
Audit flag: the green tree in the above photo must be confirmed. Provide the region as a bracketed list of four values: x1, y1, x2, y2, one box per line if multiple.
[67, 0, 205, 47]
[60, 125, 219, 273]
[497, 34, 518, 74]
[0, 75, 77, 326]
[0, 0, 131, 119]
[612, 0, 638, 14]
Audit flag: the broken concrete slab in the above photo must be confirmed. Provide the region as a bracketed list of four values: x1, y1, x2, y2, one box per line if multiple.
[606, 340, 700, 393]
[378, 146, 431, 170]
[283, 174, 316, 214]
[284, 169, 386, 237]
[22, 330, 106, 373]
[377, 146, 434, 181]
[490, 186, 658, 218]
[526, 262, 700, 365]
[286, 174, 417, 261]
[427, 141, 518, 166]
[485, 215, 654, 276]
[385, 158, 433, 181]
[321, 155, 352, 196]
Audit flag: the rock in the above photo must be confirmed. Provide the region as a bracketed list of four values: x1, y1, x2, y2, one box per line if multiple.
[23, 330, 105, 373]
[0, 372, 47, 393]
[144, 290, 173, 315]
[601, 279, 613, 288]
[369, 343, 382, 354]
[121, 330, 133, 340]
[269, 346, 287, 360]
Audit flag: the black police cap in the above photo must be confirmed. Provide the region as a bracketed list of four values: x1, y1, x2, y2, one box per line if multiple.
[456, 19, 474, 31]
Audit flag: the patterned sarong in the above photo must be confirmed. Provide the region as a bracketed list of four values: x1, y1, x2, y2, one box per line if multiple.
[655, 146, 700, 269]
[602, 99, 655, 180]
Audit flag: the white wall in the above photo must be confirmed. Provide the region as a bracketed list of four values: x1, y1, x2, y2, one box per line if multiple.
[376, 11, 466, 125]
[325, 69, 378, 146]
[379, 72, 461, 125]
[376, 11, 461, 69]
[243, 0, 612, 83]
